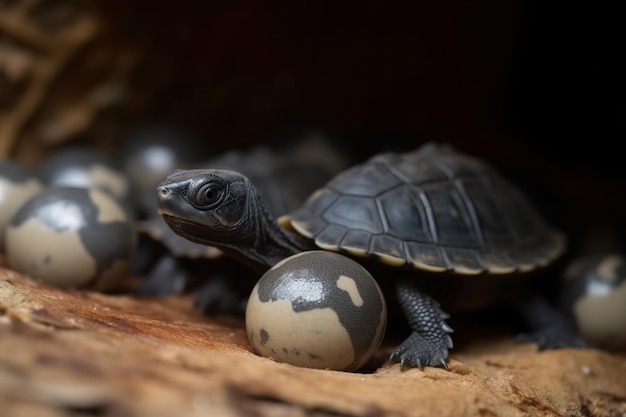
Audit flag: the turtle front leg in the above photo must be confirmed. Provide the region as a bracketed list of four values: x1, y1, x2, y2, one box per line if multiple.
[390, 280, 454, 370]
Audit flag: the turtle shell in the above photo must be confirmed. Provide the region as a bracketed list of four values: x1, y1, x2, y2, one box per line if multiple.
[284, 143, 566, 275]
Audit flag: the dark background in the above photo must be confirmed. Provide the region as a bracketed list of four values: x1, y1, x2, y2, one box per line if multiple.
[101, 1, 623, 255]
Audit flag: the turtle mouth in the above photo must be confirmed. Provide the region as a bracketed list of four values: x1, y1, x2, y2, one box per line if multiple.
[161, 214, 217, 246]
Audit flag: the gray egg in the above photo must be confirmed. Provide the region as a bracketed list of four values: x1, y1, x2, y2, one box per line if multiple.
[118, 124, 204, 219]
[38, 147, 131, 206]
[559, 254, 626, 351]
[119, 124, 201, 193]
[5, 186, 136, 292]
[0, 160, 44, 252]
[246, 251, 387, 371]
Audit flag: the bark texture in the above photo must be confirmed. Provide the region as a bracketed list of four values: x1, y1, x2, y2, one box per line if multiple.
[1, 267, 625, 417]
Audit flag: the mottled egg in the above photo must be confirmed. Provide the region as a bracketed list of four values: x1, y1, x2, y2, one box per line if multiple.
[118, 124, 204, 219]
[0, 160, 43, 252]
[5, 186, 136, 291]
[38, 147, 131, 207]
[246, 251, 387, 371]
[559, 254, 626, 351]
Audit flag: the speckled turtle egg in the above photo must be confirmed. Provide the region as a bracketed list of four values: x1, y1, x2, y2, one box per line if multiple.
[38, 147, 131, 207]
[559, 254, 626, 351]
[5, 186, 136, 292]
[0, 160, 44, 252]
[246, 251, 387, 371]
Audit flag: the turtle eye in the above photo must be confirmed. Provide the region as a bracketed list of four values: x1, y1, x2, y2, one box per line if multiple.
[191, 181, 225, 209]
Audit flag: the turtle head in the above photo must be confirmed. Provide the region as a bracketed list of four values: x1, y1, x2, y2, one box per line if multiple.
[157, 168, 315, 270]
[156, 169, 257, 247]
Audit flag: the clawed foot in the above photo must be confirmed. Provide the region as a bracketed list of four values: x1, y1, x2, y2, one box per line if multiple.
[138, 255, 189, 296]
[515, 296, 587, 350]
[194, 277, 247, 316]
[393, 280, 454, 370]
[390, 332, 451, 370]
[517, 327, 587, 350]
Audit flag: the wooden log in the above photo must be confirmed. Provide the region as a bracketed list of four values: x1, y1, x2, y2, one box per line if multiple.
[1, 267, 625, 417]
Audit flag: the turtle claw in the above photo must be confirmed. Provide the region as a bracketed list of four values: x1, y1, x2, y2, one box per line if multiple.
[514, 296, 588, 350]
[517, 328, 587, 350]
[398, 358, 415, 371]
[392, 282, 453, 370]
[390, 332, 450, 370]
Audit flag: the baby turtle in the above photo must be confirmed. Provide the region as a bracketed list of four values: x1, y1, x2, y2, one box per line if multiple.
[156, 142, 584, 370]
[138, 135, 349, 308]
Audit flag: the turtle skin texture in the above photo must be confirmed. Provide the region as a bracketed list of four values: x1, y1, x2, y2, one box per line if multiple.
[139, 141, 345, 313]
[157, 142, 583, 370]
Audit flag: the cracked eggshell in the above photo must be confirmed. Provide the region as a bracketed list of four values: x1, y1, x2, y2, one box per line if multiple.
[5, 186, 136, 292]
[246, 250, 387, 371]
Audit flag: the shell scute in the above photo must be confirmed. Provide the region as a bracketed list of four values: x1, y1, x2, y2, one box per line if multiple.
[460, 176, 516, 246]
[441, 247, 485, 275]
[380, 153, 448, 184]
[322, 195, 383, 235]
[288, 143, 566, 275]
[476, 248, 518, 274]
[404, 242, 448, 271]
[301, 187, 339, 213]
[370, 234, 406, 266]
[376, 186, 432, 242]
[340, 230, 372, 256]
[422, 182, 481, 248]
[327, 160, 402, 197]
[314, 224, 349, 251]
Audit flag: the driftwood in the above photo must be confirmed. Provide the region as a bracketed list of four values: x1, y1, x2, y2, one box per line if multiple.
[1, 266, 625, 417]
